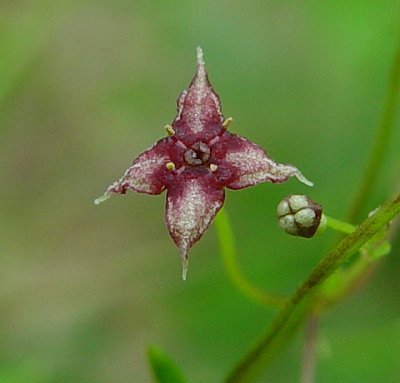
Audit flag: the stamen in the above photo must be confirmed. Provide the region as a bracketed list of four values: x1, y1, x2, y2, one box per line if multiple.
[165, 124, 175, 136]
[210, 164, 218, 172]
[222, 117, 233, 129]
[166, 162, 176, 171]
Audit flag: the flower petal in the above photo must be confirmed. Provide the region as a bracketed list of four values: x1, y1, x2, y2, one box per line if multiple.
[96, 138, 172, 203]
[171, 47, 224, 146]
[165, 169, 225, 279]
[212, 132, 313, 190]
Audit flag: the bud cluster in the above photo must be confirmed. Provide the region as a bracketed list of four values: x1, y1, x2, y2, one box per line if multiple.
[277, 195, 324, 238]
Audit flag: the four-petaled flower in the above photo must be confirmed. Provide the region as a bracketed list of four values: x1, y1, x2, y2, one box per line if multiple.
[95, 47, 312, 279]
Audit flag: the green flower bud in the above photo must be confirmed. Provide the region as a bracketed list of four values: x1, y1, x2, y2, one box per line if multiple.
[277, 195, 323, 238]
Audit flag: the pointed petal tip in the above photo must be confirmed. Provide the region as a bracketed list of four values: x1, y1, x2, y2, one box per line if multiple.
[295, 172, 314, 187]
[187, 46, 210, 93]
[195, 47, 207, 81]
[94, 191, 111, 205]
[181, 253, 189, 281]
[196, 46, 204, 67]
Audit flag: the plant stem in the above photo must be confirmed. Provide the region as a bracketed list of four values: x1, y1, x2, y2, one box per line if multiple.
[348, 32, 400, 222]
[300, 314, 320, 383]
[215, 208, 286, 309]
[325, 215, 355, 234]
[321, 250, 378, 308]
[224, 193, 400, 383]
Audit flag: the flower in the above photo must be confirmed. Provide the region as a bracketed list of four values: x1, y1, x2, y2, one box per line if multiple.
[95, 47, 312, 279]
[276, 195, 324, 238]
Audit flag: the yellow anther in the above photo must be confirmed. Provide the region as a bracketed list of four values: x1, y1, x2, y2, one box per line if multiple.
[165, 124, 175, 136]
[166, 162, 176, 171]
[222, 117, 233, 129]
[209, 164, 218, 172]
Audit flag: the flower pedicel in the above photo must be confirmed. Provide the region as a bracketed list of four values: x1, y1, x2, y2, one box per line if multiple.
[95, 47, 313, 279]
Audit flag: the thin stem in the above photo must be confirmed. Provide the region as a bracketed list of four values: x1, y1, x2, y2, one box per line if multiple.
[225, 193, 400, 383]
[322, 221, 392, 307]
[214, 209, 286, 309]
[325, 215, 355, 234]
[348, 32, 400, 222]
[321, 250, 378, 308]
[300, 314, 320, 383]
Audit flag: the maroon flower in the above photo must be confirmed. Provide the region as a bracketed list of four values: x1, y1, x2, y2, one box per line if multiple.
[95, 47, 312, 279]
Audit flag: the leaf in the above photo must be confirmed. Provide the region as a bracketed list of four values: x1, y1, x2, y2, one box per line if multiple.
[147, 345, 187, 383]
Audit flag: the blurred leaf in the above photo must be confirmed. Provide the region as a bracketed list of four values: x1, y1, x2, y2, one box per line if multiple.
[147, 345, 187, 383]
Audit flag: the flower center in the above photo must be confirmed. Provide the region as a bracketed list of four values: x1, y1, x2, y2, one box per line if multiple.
[183, 141, 211, 166]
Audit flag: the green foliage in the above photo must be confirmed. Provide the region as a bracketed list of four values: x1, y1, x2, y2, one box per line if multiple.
[147, 346, 187, 383]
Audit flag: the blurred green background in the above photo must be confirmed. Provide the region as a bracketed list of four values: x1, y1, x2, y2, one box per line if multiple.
[1, 1, 400, 382]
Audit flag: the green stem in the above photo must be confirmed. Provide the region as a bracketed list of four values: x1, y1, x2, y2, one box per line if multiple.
[322, 228, 392, 307]
[225, 193, 400, 383]
[300, 314, 320, 383]
[215, 209, 286, 308]
[348, 32, 400, 222]
[325, 215, 355, 234]
[321, 250, 377, 308]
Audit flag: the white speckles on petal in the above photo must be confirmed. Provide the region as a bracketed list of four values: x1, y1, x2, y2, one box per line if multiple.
[220, 134, 313, 189]
[165, 174, 225, 272]
[172, 48, 224, 143]
[175, 91, 187, 123]
[196, 46, 205, 68]
[122, 158, 166, 192]
[105, 138, 170, 196]
[189, 47, 209, 133]
[192, 105, 204, 133]
[195, 46, 207, 98]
